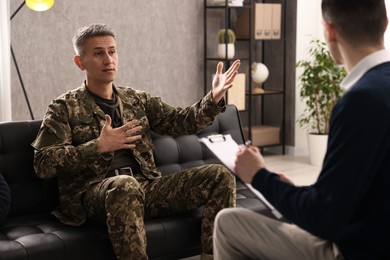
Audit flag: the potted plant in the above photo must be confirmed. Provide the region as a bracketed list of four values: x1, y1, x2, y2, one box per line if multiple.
[217, 28, 236, 59]
[296, 38, 346, 166]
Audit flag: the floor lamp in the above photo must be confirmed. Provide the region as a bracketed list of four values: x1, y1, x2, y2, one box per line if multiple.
[10, 0, 54, 120]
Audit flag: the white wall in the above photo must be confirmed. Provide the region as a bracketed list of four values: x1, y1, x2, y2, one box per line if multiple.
[0, 0, 12, 122]
[385, 0, 390, 48]
[294, 0, 323, 155]
[295, 0, 390, 155]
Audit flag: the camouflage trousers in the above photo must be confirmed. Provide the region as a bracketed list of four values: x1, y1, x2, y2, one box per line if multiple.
[82, 164, 236, 260]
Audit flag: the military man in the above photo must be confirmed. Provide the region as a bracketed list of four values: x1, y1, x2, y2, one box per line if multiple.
[32, 23, 240, 259]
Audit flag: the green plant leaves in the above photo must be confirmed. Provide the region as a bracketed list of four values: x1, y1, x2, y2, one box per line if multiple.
[297, 38, 346, 134]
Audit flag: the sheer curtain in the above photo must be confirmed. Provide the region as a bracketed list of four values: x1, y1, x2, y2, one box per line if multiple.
[0, 0, 11, 122]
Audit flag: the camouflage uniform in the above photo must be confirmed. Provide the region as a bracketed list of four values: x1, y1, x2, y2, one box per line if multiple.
[32, 83, 236, 259]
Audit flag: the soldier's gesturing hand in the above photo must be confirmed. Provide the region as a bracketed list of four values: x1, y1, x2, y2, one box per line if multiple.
[97, 115, 143, 154]
[211, 59, 240, 104]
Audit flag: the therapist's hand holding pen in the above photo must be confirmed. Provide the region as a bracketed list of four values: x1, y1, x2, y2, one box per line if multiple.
[234, 143, 294, 185]
[234, 143, 265, 183]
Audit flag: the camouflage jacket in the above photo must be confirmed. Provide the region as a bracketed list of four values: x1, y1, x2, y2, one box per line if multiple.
[32, 83, 225, 226]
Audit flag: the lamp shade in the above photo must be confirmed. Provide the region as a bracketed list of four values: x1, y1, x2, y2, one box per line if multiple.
[26, 0, 54, 12]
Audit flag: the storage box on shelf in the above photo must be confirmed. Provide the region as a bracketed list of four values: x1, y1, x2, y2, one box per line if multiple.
[243, 125, 280, 147]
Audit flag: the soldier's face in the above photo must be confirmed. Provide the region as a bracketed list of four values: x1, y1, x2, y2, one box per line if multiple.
[78, 36, 118, 86]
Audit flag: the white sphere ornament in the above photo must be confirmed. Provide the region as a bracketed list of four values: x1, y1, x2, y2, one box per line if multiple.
[251, 62, 269, 84]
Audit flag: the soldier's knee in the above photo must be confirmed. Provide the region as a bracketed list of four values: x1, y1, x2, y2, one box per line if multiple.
[212, 164, 235, 179]
[108, 175, 144, 199]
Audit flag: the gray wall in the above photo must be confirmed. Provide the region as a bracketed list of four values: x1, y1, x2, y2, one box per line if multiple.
[10, 0, 296, 146]
[10, 0, 205, 121]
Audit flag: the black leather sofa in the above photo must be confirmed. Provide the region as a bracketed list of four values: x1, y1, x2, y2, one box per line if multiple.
[0, 105, 269, 260]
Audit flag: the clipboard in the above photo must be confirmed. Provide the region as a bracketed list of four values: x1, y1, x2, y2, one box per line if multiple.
[199, 134, 283, 219]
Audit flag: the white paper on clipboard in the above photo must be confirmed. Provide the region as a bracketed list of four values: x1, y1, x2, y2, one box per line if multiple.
[199, 134, 283, 219]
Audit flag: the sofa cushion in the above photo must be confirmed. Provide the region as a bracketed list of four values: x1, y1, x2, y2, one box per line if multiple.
[0, 175, 11, 224]
[0, 120, 58, 217]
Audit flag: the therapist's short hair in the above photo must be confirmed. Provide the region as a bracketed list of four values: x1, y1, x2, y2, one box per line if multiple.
[321, 0, 387, 46]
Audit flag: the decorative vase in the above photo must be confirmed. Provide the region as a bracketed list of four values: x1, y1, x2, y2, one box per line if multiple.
[307, 133, 328, 166]
[217, 43, 235, 59]
[251, 62, 269, 84]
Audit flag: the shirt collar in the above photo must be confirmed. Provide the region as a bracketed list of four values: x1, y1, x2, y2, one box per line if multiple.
[340, 49, 390, 91]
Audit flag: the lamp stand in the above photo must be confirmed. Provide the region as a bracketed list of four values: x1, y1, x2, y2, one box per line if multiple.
[10, 1, 35, 120]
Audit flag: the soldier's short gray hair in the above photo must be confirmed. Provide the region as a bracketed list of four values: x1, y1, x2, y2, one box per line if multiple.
[72, 23, 116, 56]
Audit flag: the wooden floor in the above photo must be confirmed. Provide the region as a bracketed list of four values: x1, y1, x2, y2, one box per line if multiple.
[180, 154, 321, 260]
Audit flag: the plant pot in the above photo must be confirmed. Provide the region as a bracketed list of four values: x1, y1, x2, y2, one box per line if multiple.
[307, 133, 328, 166]
[217, 43, 235, 59]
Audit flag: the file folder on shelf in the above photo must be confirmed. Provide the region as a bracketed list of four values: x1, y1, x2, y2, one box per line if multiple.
[236, 3, 282, 40]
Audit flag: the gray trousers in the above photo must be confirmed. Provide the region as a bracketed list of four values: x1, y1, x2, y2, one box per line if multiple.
[213, 208, 344, 260]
